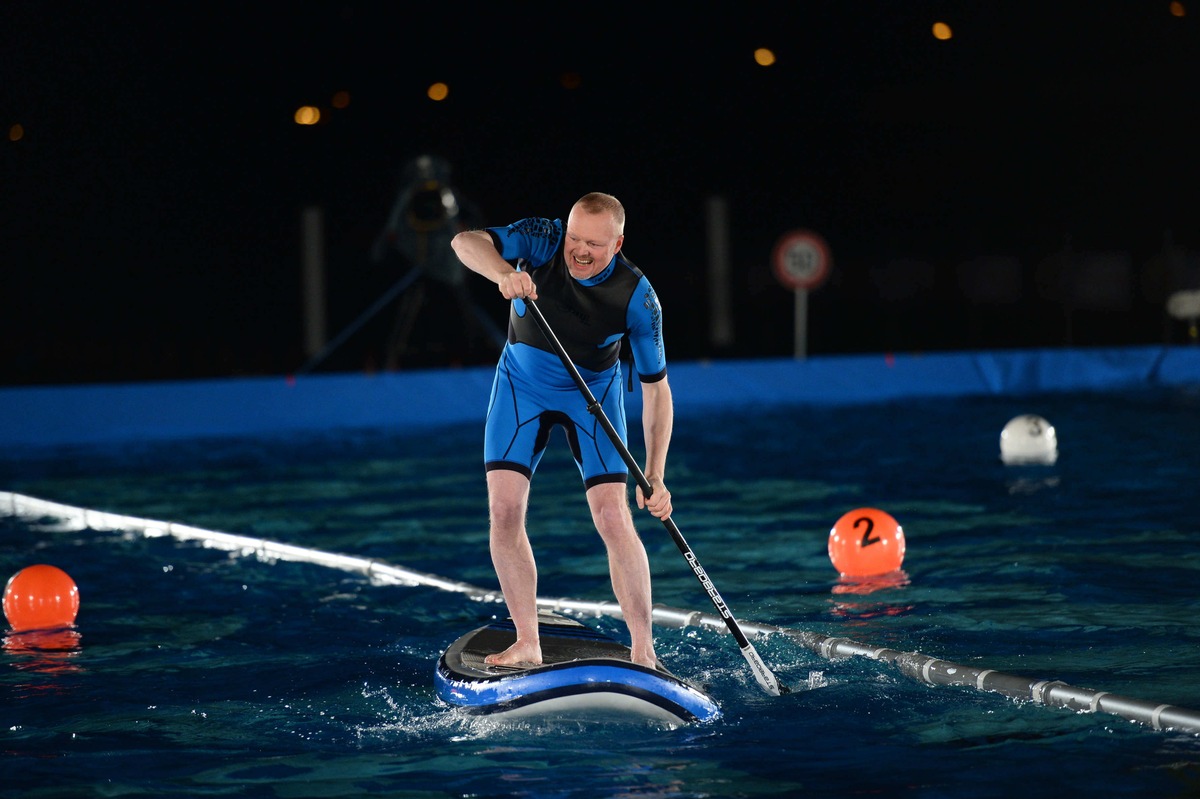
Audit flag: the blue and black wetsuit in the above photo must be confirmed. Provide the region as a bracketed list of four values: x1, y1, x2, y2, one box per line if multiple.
[482, 217, 666, 488]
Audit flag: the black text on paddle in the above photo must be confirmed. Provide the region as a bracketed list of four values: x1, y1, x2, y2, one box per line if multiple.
[524, 296, 788, 696]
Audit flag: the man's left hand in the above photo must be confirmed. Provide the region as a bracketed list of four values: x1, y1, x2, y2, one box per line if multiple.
[636, 476, 672, 520]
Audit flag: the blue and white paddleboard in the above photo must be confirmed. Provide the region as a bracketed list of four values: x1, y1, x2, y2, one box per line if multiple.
[435, 611, 720, 724]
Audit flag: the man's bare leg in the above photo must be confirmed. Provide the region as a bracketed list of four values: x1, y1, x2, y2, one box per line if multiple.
[484, 469, 542, 666]
[587, 482, 658, 668]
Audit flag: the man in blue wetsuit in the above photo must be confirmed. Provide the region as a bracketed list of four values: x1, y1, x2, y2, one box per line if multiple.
[451, 192, 673, 670]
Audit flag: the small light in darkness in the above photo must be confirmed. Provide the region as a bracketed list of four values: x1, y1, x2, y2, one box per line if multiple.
[294, 106, 321, 125]
[754, 48, 776, 66]
[8, 123, 23, 142]
[427, 82, 449, 102]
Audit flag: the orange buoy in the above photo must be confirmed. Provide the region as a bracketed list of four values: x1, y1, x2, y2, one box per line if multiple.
[828, 508, 906, 577]
[3, 564, 80, 632]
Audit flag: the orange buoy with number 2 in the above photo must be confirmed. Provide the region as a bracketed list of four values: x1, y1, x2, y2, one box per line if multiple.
[3, 564, 81, 632]
[828, 508, 906, 577]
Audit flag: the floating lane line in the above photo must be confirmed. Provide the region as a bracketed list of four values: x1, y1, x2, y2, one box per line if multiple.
[4, 490, 1199, 735]
[2, 491, 498, 601]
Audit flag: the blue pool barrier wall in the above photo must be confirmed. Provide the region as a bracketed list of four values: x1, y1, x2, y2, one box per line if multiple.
[2, 345, 1198, 449]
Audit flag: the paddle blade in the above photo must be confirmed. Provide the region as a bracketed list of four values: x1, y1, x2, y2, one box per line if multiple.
[741, 642, 788, 696]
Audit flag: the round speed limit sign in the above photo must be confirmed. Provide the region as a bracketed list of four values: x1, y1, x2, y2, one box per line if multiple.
[772, 230, 831, 291]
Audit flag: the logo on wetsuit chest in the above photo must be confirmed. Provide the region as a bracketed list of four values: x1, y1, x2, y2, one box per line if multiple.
[552, 297, 590, 326]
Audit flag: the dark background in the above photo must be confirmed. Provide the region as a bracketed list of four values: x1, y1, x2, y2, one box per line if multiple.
[4, 3, 1198, 386]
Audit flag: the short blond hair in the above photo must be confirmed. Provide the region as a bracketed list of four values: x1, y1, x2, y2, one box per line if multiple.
[574, 192, 625, 234]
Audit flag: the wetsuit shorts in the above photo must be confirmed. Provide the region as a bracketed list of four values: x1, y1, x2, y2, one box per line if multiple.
[484, 342, 629, 488]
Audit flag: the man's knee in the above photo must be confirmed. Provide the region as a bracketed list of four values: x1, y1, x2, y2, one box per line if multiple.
[487, 489, 524, 527]
[589, 497, 635, 539]
[487, 469, 530, 510]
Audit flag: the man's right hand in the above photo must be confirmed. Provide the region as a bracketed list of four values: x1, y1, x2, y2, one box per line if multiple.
[499, 270, 538, 300]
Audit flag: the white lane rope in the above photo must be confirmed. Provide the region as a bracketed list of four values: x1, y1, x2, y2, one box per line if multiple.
[4, 490, 1199, 735]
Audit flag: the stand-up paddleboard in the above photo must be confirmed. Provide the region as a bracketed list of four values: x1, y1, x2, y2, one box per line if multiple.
[435, 611, 720, 724]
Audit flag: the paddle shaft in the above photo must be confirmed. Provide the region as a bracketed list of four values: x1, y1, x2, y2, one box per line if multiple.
[524, 297, 786, 696]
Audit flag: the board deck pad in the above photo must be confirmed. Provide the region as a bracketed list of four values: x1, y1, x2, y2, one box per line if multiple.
[453, 613, 640, 674]
[435, 611, 721, 724]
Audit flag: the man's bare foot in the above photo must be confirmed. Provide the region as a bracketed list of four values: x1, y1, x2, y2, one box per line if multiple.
[484, 640, 542, 667]
[630, 650, 658, 670]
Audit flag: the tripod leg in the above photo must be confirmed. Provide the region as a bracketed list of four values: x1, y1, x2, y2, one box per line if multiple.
[296, 267, 422, 375]
[386, 280, 427, 369]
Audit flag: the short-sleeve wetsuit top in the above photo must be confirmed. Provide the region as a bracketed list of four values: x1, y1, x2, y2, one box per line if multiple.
[482, 216, 666, 488]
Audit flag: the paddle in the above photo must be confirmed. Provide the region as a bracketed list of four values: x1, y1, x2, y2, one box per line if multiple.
[524, 296, 789, 696]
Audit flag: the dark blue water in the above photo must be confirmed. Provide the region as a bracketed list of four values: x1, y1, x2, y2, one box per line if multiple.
[3, 387, 1200, 797]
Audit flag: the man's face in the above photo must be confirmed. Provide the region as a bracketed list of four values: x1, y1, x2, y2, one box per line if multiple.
[563, 208, 623, 280]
